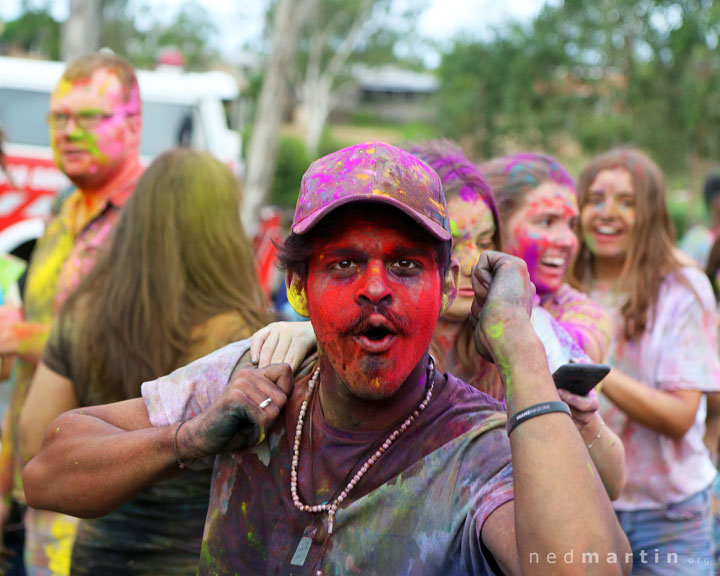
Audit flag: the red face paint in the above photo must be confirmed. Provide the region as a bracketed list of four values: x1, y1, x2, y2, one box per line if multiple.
[305, 210, 444, 400]
[503, 181, 579, 295]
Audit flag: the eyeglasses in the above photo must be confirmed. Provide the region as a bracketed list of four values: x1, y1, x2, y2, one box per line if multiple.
[46, 110, 119, 131]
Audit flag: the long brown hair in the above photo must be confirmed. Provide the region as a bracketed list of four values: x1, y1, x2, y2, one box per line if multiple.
[568, 147, 683, 341]
[62, 148, 269, 400]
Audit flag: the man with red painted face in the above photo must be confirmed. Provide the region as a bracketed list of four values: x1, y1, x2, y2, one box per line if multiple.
[0, 53, 143, 576]
[22, 142, 629, 575]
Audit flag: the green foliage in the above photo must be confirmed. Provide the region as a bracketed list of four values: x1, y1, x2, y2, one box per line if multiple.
[317, 130, 343, 159]
[270, 135, 311, 209]
[436, 0, 720, 175]
[100, 0, 218, 70]
[0, 9, 60, 59]
[0, 0, 218, 69]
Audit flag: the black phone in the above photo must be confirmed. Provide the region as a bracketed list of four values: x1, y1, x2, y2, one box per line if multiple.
[552, 363, 611, 396]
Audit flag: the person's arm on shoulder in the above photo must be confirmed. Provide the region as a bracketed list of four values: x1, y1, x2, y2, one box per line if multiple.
[250, 321, 316, 373]
[18, 363, 80, 460]
[471, 252, 630, 575]
[543, 283, 611, 363]
[23, 364, 293, 518]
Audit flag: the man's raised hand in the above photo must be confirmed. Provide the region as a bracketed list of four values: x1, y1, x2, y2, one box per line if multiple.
[470, 251, 536, 360]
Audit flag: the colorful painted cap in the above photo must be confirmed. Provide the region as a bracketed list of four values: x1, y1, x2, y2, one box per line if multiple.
[293, 141, 451, 241]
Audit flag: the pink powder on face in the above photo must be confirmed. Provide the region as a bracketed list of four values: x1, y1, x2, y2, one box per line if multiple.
[505, 183, 578, 295]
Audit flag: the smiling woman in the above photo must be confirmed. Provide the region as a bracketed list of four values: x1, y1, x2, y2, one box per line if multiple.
[568, 148, 720, 574]
[480, 152, 612, 364]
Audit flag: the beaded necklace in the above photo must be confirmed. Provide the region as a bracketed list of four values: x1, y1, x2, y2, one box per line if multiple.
[289, 356, 436, 571]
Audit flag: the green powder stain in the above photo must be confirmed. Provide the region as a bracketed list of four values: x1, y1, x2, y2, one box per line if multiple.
[485, 321, 513, 396]
[241, 502, 247, 517]
[246, 530, 265, 554]
[584, 234, 596, 251]
[450, 220, 459, 236]
[487, 321, 504, 341]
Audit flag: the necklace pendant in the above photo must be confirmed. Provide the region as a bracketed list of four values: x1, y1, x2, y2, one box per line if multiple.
[290, 525, 316, 566]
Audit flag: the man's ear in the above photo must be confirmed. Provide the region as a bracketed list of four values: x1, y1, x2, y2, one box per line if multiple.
[441, 257, 460, 314]
[285, 271, 310, 318]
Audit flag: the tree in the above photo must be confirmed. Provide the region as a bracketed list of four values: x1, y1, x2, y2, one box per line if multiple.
[1, 0, 217, 69]
[99, 0, 218, 70]
[294, 0, 429, 155]
[436, 0, 720, 173]
[63, 0, 100, 61]
[0, 8, 61, 59]
[241, 0, 317, 235]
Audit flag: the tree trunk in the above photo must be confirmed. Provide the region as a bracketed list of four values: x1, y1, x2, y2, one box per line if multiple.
[241, 0, 316, 235]
[62, 0, 100, 62]
[303, 76, 332, 156]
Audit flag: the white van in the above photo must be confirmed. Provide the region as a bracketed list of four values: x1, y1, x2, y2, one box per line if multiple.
[0, 55, 243, 259]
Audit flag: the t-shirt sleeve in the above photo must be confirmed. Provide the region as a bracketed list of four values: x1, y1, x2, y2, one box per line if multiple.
[457, 416, 515, 574]
[141, 339, 252, 427]
[657, 269, 720, 392]
[42, 315, 71, 379]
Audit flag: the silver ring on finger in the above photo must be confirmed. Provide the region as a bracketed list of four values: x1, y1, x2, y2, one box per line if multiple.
[258, 397, 273, 410]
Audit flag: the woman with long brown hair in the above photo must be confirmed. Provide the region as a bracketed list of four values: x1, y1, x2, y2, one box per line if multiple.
[17, 148, 269, 575]
[569, 147, 720, 574]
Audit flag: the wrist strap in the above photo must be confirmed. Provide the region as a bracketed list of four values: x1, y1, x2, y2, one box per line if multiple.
[506, 401, 571, 436]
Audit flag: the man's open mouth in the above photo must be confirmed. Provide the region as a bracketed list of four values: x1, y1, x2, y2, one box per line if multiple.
[363, 326, 393, 341]
[352, 318, 398, 352]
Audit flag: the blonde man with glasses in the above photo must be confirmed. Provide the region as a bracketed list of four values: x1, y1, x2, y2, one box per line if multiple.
[0, 52, 143, 576]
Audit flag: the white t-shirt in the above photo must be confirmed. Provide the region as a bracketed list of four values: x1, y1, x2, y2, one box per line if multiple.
[592, 266, 720, 510]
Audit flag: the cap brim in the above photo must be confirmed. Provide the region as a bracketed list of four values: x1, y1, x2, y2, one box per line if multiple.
[292, 194, 451, 241]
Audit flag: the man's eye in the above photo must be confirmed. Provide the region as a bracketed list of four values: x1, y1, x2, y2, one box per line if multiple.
[391, 259, 420, 273]
[331, 259, 354, 270]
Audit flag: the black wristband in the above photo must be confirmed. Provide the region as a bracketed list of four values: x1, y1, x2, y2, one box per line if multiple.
[506, 401, 571, 436]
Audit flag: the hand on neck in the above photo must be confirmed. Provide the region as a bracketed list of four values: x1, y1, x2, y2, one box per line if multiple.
[317, 353, 433, 432]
